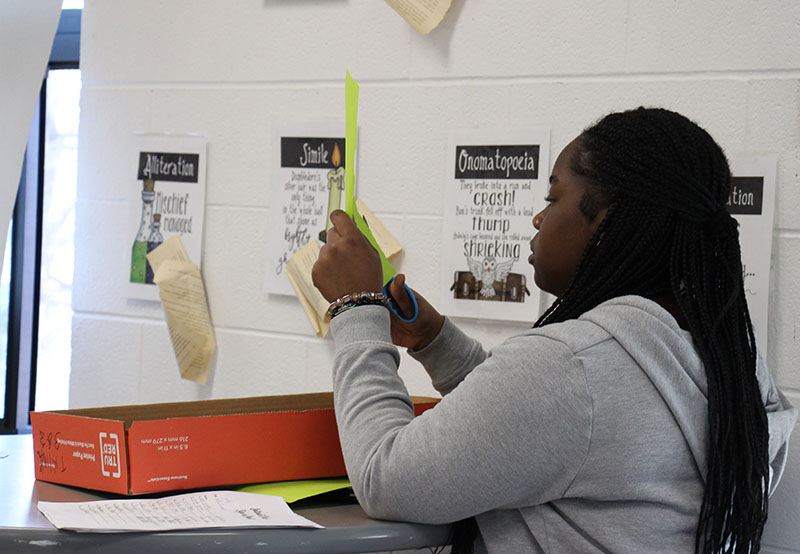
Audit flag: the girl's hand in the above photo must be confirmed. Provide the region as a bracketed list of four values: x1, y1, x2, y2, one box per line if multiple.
[387, 274, 444, 351]
[312, 210, 383, 302]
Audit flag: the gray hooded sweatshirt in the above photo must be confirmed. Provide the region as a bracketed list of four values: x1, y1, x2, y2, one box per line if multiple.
[330, 295, 797, 553]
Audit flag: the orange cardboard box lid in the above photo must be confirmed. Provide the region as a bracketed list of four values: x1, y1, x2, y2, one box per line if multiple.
[30, 392, 438, 495]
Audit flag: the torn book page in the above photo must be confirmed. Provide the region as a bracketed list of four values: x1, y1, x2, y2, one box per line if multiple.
[384, 0, 453, 34]
[287, 239, 330, 338]
[147, 235, 216, 384]
[356, 198, 402, 263]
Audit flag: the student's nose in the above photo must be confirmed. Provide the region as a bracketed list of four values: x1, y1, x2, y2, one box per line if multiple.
[533, 211, 545, 230]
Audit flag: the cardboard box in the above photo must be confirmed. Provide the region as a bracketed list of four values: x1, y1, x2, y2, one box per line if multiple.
[30, 392, 438, 495]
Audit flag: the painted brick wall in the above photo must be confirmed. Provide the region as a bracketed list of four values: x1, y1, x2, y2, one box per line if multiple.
[72, 1, 800, 549]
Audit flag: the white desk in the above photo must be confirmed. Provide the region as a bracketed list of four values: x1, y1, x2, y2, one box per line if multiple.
[0, 434, 451, 553]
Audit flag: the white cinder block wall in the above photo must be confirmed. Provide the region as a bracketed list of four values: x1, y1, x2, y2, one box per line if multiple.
[72, 1, 800, 550]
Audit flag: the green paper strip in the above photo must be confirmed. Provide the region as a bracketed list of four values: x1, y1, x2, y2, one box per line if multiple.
[344, 71, 395, 285]
[238, 478, 351, 504]
[345, 71, 359, 217]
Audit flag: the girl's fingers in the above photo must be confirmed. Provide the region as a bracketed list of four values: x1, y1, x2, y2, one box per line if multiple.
[390, 274, 415, 319]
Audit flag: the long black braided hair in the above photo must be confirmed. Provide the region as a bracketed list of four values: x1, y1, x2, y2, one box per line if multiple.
[534, 107, 768, 553]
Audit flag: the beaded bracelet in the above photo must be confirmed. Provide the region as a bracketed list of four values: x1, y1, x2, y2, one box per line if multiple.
[327, 291, 390, 319]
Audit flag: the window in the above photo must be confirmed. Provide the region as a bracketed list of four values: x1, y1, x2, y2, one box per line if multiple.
[0, 225, 11, 420]
[1, 6, 81, 433]
[36, 69, 80, 412]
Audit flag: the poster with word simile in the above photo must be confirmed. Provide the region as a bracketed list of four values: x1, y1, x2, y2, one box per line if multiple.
[440, 129, 551, 322]
[264, 120, 345, 296]
[729, 156, 777, 354]
[127, 134, 207, 301]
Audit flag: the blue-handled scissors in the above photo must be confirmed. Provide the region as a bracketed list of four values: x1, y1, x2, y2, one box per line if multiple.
[383, 276, 419, 323]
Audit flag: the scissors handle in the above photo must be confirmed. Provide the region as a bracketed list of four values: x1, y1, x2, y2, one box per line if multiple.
[382, 276, 419, 323]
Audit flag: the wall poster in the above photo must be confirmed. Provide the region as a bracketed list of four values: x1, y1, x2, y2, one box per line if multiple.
[127, 134, 207, 301]
[729, 156, 777, 354]
[440, 129, 551, 322]
[264, 120, 345, 296]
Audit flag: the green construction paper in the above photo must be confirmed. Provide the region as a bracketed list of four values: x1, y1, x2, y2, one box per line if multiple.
[238, 478, 351, 504]
[344, 71, 395, 284]
[345, 71, 359, 217]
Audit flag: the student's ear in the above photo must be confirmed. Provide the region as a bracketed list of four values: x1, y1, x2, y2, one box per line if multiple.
[591, 207, 608, 232]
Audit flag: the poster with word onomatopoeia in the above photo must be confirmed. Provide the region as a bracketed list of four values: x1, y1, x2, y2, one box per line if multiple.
[264, 120, 346, 296]
[729, 156, 777, 354]
[440, 129, 551, 322]
[127, 134, 207, 301]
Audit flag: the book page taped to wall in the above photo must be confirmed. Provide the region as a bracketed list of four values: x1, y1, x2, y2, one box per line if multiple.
[384, 0, 453, 34]
[356, 199, 402, 260]
[287, 239, 330, 338]
[344, 71, 396, 285]
[147, 235, 216, 384]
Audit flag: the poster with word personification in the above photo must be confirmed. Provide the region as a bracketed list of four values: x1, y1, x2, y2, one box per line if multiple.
[440, 129, 551, 322]
[264, 120, 346, 296]
[127, 134, 207, 301]
[729, 156, 777, 355]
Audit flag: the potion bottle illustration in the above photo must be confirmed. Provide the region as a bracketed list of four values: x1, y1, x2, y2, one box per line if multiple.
[130, 179, 155, 283]
[145, 213, 163, 284]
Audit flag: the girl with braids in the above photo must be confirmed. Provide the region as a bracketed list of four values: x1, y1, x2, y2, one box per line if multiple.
[312, 107, 796, 553]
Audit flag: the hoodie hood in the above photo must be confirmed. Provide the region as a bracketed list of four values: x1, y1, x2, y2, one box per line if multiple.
[579, 295, 796, 490]
[579, 296, 711, 481]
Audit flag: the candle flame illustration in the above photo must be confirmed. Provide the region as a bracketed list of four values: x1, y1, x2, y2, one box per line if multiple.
[332, 143, 341, 167]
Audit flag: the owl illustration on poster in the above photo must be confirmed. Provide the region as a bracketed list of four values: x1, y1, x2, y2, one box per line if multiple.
[465, 256, 515, 298]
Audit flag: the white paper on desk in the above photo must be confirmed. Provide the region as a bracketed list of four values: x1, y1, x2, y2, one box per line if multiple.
[37, 490, 323, 533]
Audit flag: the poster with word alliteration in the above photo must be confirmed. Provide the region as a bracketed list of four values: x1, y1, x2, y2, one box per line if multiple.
[729, 156, 777, 355]
[440, 129, 551, 322]
[264, 120, 345, 296]
[127, 134, 207, 301]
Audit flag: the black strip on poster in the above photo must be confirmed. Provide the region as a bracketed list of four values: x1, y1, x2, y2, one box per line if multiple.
[728, 176, 763, 215]
[137, 152, 200, 183]
[281, 137, 345, 170]
[455, 145, 540, 180]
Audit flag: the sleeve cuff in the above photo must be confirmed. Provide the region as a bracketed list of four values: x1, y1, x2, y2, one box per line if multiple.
[409, 317, 480, 388]
[330, 305, 393, 350]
